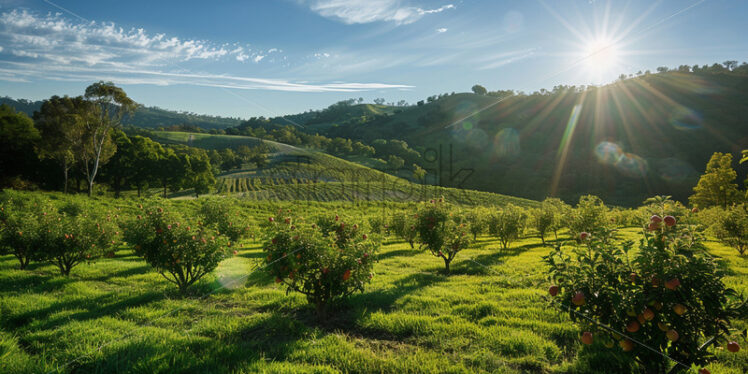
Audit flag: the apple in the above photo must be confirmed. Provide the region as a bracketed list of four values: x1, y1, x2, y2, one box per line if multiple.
[342, 269, 351, 281]
[362, 234, 368, 240]
[268, 217, 275, 222]
[619, 339, 634, 352]
[673, 304, 687, 316]
[636, 314, 646, 325]
[726, 341, 740, 353]
[666, 329, 679, 342]
[626, 320, 640, 333]
[335, 215, 339, 221]
[650, 215, 663, 223]
[579, 232, 590, 240]
[658, 322, 669, 332]
[548, 285, 560, 297]
[572, 292, 586, 306]
[665, 278, 680, 290]
[648, 222, 660, 231]
[698, 369, 710, 374]
[692, 207, 699, 213]
[664, 216, 676, 227]
[581, 332, 593, 345]
[233, 250, 238, 255]
[642, 308, 655, 321]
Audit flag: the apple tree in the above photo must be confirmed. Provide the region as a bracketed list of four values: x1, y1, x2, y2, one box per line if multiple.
[414, 199, 471, 274]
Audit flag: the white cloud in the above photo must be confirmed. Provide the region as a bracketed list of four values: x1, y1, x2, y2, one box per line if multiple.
[436, 27, 447, 33]
[0, 9, 413, 92]
[306, 1, 455, 25]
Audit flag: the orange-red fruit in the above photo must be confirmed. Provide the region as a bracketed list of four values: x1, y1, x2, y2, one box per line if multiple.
[692, 207, 699, 213]
[648, 222, 660, 231]
[275, 277, 282, 283]
[637, 314, 646, 325]
[342, 269, 352, 281]
[579, 232, 590, 240]
[727, 341, 741, 353]
[698, 369, 710, 374]
[626, 320, 640, 333]
[664, 215, 676, 227]
[581, 332, 593, 345]
[650, 215, 663, 223]
[642, 308, 655, 321]
[620, 339, 634, 352]
[572, 292, 586, 306]
[673, 304, 687, 316]
[666, 329, 679, 342]
[549, 285, 560, 297]
[658, 322, 669, 332]
[665, 278, 681, 290]
[233, 250, 238, 255]
[268, 217, 274, 222]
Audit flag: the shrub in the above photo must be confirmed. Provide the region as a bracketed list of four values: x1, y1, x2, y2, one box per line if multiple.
[262, 214, 378, 319]
[198, 198, 252, 242]
[487, 204, 527, 249]
[712, 205, 748, 255]
[0, 202, 47, 269]
[390, 210, 417, 248]
[125, 204, 229, 293]
[565, 195, 609, 240]
[464, 207, 489, 240]
[530, 199, 565, 245]
[368, 215, 386, 235]
[414, 199, 471, 274]
[545, 214, 747, 373]
[43, 209, 118, 275]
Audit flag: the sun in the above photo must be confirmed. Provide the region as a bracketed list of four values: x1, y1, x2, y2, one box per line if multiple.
[582, 36, 622, 80]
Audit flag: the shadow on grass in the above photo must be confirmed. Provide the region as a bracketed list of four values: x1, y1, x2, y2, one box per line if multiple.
[448, 242, 543, 276]
[6, 291, 165, 333]
[376, 248, 421, 261]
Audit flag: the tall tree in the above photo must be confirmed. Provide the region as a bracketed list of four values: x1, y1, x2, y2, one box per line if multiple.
[689, 152, 740, 208]
[471, 84, 487, 95]
[33, 96, 82, 193]
[0, 104, 39, 186]
[81, 82, 137, 196]
[101, 130, 134, 197]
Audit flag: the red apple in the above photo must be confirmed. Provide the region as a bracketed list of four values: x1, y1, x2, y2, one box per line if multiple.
[579, 232, 590, 240]
[650, 215, 662, 223]
[664, 216, 676, 227]
[692, 207, 699, 213]
[342, 269, 351, 281]
[619, 339, 634, 352]
[548, 285, 560, 297]
[727, 341, 740, 353]
[233, 250, 238, 255]
[268, 217, 274, 222]
[666, 329, 679, 342]
[626, 320, 640, 333]
[362, 234, 368, 240]
[572, 292, 586, 306]
[642, 308, 655, 321]
[665, 278, 680, 290]
[673, 304, 687, 316]
[698, 369, 710, 374]
[581, 332, 593, 345]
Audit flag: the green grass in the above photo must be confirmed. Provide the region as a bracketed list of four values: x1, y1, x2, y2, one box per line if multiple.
[1, 209, 746, 374]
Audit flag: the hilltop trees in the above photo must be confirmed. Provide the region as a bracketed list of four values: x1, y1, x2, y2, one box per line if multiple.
[690, 152, 740, 208]
[471, 84, 487, 95]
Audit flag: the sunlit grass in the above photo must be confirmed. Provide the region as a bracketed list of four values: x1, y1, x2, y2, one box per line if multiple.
[0, 222, 746, 373]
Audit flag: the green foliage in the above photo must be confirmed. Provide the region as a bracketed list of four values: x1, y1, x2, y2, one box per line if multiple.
[390, 210, 418, 248]
[487, 204, 527, 249]
[690, 152, 740, 208]
[125, 204, 229, 293]
[565, 195, 609, 240]
[414, 199, 471, 274]
[262, 213, 379, 319]
[464, 207, 489, 240]
[712, 205, 748, 255]
[530, 198, 567, 244]
[545, 216, 747, 373]
[198, 198, 252, 242]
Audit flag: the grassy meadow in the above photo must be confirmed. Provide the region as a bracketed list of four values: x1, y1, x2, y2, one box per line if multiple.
[1, 197, 746, 374]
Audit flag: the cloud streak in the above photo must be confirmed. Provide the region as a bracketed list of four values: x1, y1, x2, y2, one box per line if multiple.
[306, 0, 455, 25]
[0, 9, 413, 92]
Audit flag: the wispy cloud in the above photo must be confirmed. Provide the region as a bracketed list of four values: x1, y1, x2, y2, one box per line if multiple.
[436, 27, 448, 33]
[0, 9, 412, 92]
[305, 0, 455, 25]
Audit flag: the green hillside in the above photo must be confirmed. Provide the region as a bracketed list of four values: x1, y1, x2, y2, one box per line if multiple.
[318, 71, 748, 206]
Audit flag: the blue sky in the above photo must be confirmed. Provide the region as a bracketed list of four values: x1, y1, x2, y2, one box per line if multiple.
[0, 0, 747, 118]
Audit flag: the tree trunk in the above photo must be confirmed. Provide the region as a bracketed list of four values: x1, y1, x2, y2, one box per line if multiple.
[443, 257, 451, 274]
[62, 160, 69, 194]
[409, 240, 414, 249]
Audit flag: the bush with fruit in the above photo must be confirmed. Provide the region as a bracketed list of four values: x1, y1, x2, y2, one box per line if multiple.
[414, 199, 471, 274]
[545, 214, 747, 373]
[565, 195, 610, 240]
[487, 204, 527, 249]
[262, 213, 378, 319]
[0, 195, 52, 269]
[198, 198, 252, 242]
[125, 204, 229, 293]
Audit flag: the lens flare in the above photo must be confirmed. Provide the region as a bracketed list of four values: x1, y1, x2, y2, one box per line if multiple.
[493, 128, 520, 159]
[594, 141, 648, 178]
[656, 158, 697, 183]
[669, 106, 702, 131]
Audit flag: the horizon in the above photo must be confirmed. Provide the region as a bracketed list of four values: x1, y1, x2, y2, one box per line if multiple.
[1, 0, 747, 118]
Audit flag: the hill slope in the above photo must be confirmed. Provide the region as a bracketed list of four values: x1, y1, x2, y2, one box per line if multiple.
[319, 71, 748, 206]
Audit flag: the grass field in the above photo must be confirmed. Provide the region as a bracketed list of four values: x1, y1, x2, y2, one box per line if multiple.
[1, 211, 746, 374]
